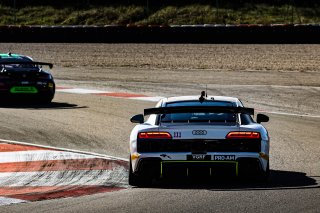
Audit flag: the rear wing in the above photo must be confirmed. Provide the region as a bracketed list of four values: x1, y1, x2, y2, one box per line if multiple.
[0, 61, 53, 69]
[144, 106, 254, 116]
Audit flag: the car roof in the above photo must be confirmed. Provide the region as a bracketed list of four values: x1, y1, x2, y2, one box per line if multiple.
[163, 96, 240, 104]
[0, 53, 33, 62]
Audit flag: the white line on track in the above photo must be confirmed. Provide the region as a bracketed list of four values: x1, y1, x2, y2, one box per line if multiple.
[129, 96, 164, 102]
[57, 88, 109, 94]
[0, 139, 128, 162]
[258, 110, 320, 118]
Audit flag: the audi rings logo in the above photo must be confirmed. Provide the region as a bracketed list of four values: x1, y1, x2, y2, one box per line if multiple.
[192, 130, 207, 135]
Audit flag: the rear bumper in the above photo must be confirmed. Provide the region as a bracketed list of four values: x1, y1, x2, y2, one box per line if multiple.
[132, 152, 268, 179]
[0, 83, 55, 101]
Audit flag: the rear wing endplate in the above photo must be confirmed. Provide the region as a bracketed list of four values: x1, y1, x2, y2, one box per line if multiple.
[144, 106, 254, 116]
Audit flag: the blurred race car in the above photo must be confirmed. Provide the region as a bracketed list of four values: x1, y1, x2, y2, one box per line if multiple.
[129, 92, 270, 186]
[0, 53, 55, 103]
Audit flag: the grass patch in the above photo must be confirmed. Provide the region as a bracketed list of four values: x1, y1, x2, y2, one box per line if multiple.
[0, 4, 319, 25]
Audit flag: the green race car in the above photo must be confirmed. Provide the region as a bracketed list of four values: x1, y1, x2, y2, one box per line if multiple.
[0, 53, 55, 103]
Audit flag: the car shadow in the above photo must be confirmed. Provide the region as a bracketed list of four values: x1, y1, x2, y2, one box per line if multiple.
[0, 101, 87, 109]
[147, 170, 319, 191]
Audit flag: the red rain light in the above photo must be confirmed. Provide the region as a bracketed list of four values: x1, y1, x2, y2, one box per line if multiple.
[226, 131, 260, 139]
[138, 132, 172, 139]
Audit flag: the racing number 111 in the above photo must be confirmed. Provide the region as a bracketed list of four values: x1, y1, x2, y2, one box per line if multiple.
[174, 132, 181, 138]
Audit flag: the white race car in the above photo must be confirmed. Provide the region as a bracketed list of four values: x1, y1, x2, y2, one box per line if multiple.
[129, 92, 270, 186]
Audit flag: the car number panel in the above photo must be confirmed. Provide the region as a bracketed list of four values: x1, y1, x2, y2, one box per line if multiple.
[10, 86, 38, 93]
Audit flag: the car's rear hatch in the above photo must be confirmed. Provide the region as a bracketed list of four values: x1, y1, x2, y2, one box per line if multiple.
[137, 124, 261, 153]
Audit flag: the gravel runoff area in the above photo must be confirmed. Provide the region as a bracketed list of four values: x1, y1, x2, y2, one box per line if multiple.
[1, 43, 319, 116]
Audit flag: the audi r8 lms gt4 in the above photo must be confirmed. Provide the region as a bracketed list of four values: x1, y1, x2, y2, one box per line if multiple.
[129, 92, 270, 186]
[0, 53, 55, 103]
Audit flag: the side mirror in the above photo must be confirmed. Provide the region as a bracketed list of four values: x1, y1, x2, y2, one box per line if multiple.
[257, 113, 269, 123]
[130, 114, 144, 124]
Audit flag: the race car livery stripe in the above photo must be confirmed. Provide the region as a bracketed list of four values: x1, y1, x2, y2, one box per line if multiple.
[0, 142, 128, 206]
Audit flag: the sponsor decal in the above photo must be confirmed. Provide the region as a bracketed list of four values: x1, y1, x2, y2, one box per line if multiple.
[213, 155, 235, 161]
[192, 130, 207, 135]
[187, 154, 210, 161]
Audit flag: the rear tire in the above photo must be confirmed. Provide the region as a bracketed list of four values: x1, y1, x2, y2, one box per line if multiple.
[129, 159, 140, 186]
[39, 95, 54, 104]
[261, 161, 270, 182]
[128, 158, 151, 187]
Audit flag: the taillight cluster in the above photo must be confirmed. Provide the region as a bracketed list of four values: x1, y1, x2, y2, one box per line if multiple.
[138, 131, 260, 139]
[226, 131, 260, 139]
[138, 132, 172, 139]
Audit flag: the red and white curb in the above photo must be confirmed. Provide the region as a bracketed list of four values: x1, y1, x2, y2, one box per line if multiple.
[0, 139, 128, 206]
[56, 86, 164, 102]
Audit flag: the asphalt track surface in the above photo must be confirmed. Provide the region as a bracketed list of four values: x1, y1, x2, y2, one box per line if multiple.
[0, 44, 320, 212]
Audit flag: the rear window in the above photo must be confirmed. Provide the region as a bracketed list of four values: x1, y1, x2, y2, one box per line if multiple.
[161, 101, 237, 123]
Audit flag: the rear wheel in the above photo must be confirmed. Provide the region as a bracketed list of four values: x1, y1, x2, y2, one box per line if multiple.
[128, 158, 151, 187]
[129, 159, 140, 186]
[261, 161, 270, 182]
[38, 95, 54, 104]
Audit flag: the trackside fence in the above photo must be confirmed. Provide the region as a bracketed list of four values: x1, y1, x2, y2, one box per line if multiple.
[0, 24, 319, 43]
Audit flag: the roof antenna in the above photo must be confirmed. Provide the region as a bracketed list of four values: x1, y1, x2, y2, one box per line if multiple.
[8, 44, 13, 56]
[205, 84, 208, 98]
[199, 91, 206, 103]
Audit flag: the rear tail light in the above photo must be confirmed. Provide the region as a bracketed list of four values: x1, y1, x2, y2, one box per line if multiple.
[138, 132, 172, 139]
[226, 131, 260, 139]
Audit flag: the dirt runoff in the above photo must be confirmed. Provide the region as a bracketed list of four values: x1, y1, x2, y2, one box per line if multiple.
[1, 43, 319, 115]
